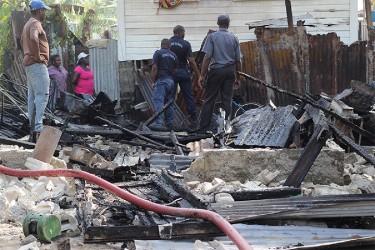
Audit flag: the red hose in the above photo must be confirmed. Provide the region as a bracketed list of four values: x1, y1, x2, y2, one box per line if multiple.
[0, 165, 253, 250]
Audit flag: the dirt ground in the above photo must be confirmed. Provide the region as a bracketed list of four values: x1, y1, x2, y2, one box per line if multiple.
[0, 222, 124, 250]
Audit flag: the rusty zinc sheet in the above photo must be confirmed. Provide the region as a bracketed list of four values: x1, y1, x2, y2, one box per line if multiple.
[240, 27, 367, 107]
[229, 105, 296, 148]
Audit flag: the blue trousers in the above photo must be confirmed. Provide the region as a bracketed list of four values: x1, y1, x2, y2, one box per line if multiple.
[25, 63, 50, 133]
[153, 78, 175, 127]
[174, 68, 197, 117]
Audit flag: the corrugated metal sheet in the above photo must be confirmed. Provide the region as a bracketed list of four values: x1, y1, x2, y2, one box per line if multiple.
[230, 105, 296, 148]
[240, 27, 367, 107]
[89, 39, 119, 101]
[135, 70, 188, 128]
[149, 153, 197, 171]
[134, 224, 375, 250]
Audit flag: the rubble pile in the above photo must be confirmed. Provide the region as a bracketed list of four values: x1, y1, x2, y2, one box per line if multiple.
[0, 75, 374, 249]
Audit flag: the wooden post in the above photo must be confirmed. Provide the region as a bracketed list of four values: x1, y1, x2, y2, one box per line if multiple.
[33, 126, 62, 163]
[365, 0, 375, 82]
[285, 0, 294, 30]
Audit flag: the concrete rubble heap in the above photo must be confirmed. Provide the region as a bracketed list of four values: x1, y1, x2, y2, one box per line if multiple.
[0, 51, 374, 249]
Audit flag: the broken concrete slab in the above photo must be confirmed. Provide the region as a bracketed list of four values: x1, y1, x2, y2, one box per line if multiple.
[183, 148, 345, 185]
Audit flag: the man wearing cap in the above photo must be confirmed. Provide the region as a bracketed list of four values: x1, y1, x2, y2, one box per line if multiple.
[197, 14, 242, 132]
[169, 25, 200, 129]
[20, 0, 51, 141]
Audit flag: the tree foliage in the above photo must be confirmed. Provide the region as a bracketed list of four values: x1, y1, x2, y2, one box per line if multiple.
[0, 0, 117, 73]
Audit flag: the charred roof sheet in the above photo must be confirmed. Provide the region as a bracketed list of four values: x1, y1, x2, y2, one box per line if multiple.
[230, 105, 296, 148]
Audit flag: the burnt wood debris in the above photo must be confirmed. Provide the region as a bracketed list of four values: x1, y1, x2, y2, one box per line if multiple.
[1, 22, 375, 249]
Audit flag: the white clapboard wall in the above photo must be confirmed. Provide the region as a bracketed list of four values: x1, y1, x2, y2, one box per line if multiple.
[117, 0, 358, 61]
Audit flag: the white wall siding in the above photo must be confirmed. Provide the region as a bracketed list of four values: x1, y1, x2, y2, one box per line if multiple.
[117, 0, 357, 61]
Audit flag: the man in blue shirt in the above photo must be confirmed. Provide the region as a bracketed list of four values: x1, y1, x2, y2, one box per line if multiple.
[170, 25, 201, 129]
[149, 38, 178, 130]
[197, 14, 242, 132]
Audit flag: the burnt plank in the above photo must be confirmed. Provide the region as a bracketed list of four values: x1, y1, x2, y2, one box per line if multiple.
[160, 169, 210, 209]
[84, 221, 224, 242]
[284, 105, 330, 188]
[329, 123, 375, 165]
[228, 187, 301, 201]
[0, 135, 35, 149]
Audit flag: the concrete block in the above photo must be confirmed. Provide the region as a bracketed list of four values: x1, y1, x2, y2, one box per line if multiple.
[255, 169, 280, 185]
[21, 178, 38, 190]
[3, 185, 26, 202]
[350, 174, 375, 193]
[50, 157, 68, 169]
[18, 191, 36, 210]
[214, 193, 235, 203]
[59, 208, 79, 232]
[360, 166, 375, 177]
[7, 200, 26, 223]
[25, 157, 53, 170]
[242, 180, 264, 190]
[34, 201, 60, 214]
[0, 149, 32, 169]
[212, 178, 225, 186]
[0, 193, 9, 211]
[21, 235, 38, 246]
[185, 181, 200, 189]
[183, 148, 345, 185]
[312, 184, 361, 196]
[18, 241, 39, 250]
[200, 182, 213, 195]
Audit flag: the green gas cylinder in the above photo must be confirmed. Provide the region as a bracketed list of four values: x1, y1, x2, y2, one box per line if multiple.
[23, 212, 61, 242]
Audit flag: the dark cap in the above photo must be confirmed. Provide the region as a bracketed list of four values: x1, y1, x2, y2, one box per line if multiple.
[217, 14, 230, 25]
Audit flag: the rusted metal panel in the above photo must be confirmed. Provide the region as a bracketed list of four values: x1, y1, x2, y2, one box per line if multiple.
[240, 27, 368, 107]
[240, 40, 268, 105]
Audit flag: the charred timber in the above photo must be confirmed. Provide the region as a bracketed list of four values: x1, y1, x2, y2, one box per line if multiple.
[239, 72, 375, 143]
[95, 116, 173, 151]
[329, 123, 375, 165]
[284, 105, 331, 188]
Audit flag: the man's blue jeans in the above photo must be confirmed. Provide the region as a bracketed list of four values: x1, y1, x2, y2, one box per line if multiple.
[25, 63, 50, 133]
[152, 78, 175, 127]
[174, 68, 197, 117]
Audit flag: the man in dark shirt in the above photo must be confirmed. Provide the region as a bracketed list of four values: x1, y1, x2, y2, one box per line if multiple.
[197, 14, 242, 132]
[170, 25, 201, 128]
[149, 39, 178, 130]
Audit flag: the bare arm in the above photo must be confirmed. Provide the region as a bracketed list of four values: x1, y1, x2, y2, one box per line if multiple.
[198, 54, 211, 89]
[72, 71, 80, 86]
[29, 29, 43, 62]
[187, 56, 200, 78]
[150, 64, 158, 88]
[234, 59, 242, 89]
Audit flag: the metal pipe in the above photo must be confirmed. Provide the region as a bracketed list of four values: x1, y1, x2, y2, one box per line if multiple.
[0, 165, 253, 250]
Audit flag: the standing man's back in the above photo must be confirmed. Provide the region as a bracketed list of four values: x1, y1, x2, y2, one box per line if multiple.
[197, 14, 242, 132]
[170, 25, 200, 129]
[20, 0, 51, 142]
[149, 38, 178, 131]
